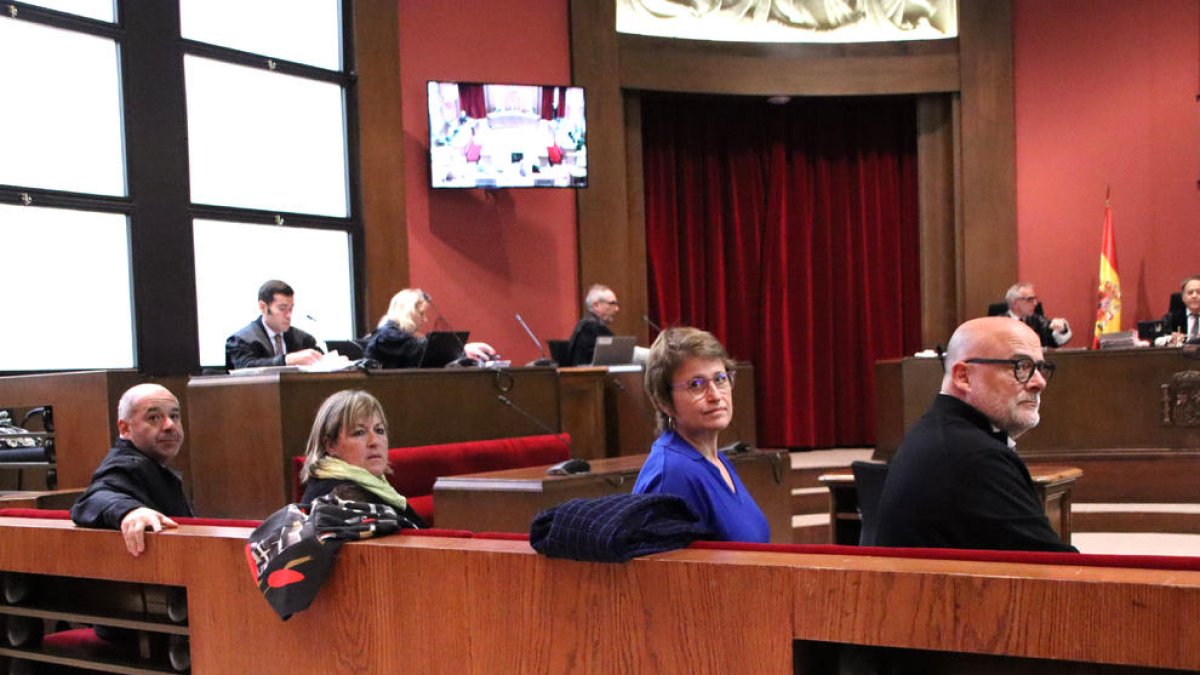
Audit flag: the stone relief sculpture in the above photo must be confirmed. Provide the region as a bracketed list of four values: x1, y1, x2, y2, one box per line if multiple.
[618, 0, 955, 43]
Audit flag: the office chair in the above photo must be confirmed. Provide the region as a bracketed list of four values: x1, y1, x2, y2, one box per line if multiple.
[851, 461, 889, 546]
[547, 339, 569, 366]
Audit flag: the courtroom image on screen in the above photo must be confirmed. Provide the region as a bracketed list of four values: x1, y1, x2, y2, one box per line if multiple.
[427, 81, 588, 189]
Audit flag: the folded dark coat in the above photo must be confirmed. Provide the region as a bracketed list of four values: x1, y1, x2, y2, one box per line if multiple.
[530, 493, 713, 563]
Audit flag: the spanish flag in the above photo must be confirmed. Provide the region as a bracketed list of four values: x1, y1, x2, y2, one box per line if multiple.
[1092, 191, 1120, 348]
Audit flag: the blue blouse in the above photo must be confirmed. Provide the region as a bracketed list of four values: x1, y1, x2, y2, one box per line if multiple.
[632, 431, 769, 543]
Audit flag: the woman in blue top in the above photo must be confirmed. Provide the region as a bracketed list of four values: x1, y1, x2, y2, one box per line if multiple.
[632, 327, 769, 542]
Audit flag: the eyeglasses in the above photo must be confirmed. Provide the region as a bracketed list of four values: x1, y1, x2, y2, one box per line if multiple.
[964, 357, 1055, 384]
[598, 299, 619, 306]
[1016, 295, 1038, 303]
[670, 371, 735, 398]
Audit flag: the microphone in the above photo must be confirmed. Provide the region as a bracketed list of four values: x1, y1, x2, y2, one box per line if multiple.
[496, 394, 578, 459]
[514, 313, 557, 367]
[642, 314, 663, 334]
[300, 314, 328, 354]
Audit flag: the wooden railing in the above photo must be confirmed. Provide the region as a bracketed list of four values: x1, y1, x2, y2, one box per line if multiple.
[0, 517, 1197, 673]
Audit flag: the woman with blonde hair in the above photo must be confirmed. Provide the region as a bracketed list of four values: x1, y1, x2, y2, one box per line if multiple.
[363, 288, 496, 368]
[299, 389, 424, 528]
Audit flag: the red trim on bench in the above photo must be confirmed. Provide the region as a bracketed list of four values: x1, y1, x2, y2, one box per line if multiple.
[689, 540, 1200, 572]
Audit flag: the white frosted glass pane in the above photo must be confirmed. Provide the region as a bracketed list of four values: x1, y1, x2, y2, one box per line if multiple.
[20, 0, 115, 22]
[0, 20, 124, 195]
[180, 0, 341, 70]
[0, 205, 133, 371]
[193, 219, 354, 367]
[185, 56, 348, 217]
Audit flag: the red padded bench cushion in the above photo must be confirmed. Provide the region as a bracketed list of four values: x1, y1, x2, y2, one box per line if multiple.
[0, 509, 261, 528]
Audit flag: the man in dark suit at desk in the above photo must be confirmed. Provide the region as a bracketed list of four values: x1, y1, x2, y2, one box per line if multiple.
[1004, 282, 1071, 348]
[873, 317, 1077, 552]
[565, 284, 619, 366]
[1156, 275, 1200, 346]
[225, 279, 323, 370]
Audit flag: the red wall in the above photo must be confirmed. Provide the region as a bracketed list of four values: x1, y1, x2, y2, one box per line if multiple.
[393, 1, 1200, 366]
[397, 1, 578, 364]
[1014, 0, 1200, 343]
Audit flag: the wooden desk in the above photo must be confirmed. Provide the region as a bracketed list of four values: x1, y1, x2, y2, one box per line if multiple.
[187, 368, 561, 518]
[874, 349, 1200, 502]
[556, 363, 757, 459]
[0, 371, 190, 493]
[2, 518, 1199, 673]
[433, 448, 792, 542]
[819, 463, 1082, 545]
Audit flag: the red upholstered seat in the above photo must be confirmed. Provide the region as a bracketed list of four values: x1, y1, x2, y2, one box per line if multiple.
[290, 434, 571, 525]
[0, 509, 262, 528]
[407, 495, 434, 523]
[41, 627, 110, 651]
[0, 508, 70, 519]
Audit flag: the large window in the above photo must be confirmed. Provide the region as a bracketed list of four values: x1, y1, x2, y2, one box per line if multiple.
[0, 1, 360, 373]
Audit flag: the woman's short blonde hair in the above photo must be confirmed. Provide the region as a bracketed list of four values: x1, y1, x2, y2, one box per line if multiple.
[379, 288, 428, 333]
[644, 327, 735, 434]
[299, 389, 389, 483]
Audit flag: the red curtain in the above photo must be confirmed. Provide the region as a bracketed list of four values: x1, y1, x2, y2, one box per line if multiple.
[643, 94, 921, 448]
[459, 83, 486, 119]
[540, 87, 568, 120]
[540, 87, 556, 120]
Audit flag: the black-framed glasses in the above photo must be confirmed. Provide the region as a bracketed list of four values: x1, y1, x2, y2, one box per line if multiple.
[964, 357, 1055, 384]
[670, 371, 735, 398]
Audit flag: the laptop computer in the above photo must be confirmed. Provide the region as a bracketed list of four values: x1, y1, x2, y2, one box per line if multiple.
[419, 331, 469, 368]
[325, 339, 364, 360]
[1137, 320, 1165, 342]
[591, 336, 637, 366]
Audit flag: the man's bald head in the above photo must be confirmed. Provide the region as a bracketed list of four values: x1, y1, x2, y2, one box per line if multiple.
[117, 384, 183, 464]
[940, 317, 1048, 438]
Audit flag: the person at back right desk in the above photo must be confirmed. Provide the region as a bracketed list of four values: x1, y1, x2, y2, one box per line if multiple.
[873, 317, 1077, 552]
[1156, 275, 1200, 347]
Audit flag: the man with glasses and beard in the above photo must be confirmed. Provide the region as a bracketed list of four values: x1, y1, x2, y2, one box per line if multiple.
[873, 317, 1077, 552]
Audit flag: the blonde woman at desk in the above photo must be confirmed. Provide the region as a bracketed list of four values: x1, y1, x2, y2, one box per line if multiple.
[363, 288, 496, 368]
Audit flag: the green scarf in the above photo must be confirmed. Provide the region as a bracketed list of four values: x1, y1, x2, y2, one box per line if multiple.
[312, 456, 407, 511]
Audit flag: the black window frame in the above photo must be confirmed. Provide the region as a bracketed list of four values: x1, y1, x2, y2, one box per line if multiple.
[0, 0, 363, 376]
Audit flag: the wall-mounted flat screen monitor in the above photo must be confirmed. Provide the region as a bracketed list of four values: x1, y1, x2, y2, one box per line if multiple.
[427, 80, 587, 189]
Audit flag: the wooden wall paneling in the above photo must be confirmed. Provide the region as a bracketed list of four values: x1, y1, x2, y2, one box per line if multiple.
[618, 36, 960, 96]
[0, 371, 189, 494]
[570, 0, 645, 339]
[623, 94, 650, 345]
[555, 367, 608, 459]
[916, 94, 960, 346]
[187, 376, 285, 518]
[354, 1, 408, 328]
[956, 0, 1018, 316]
